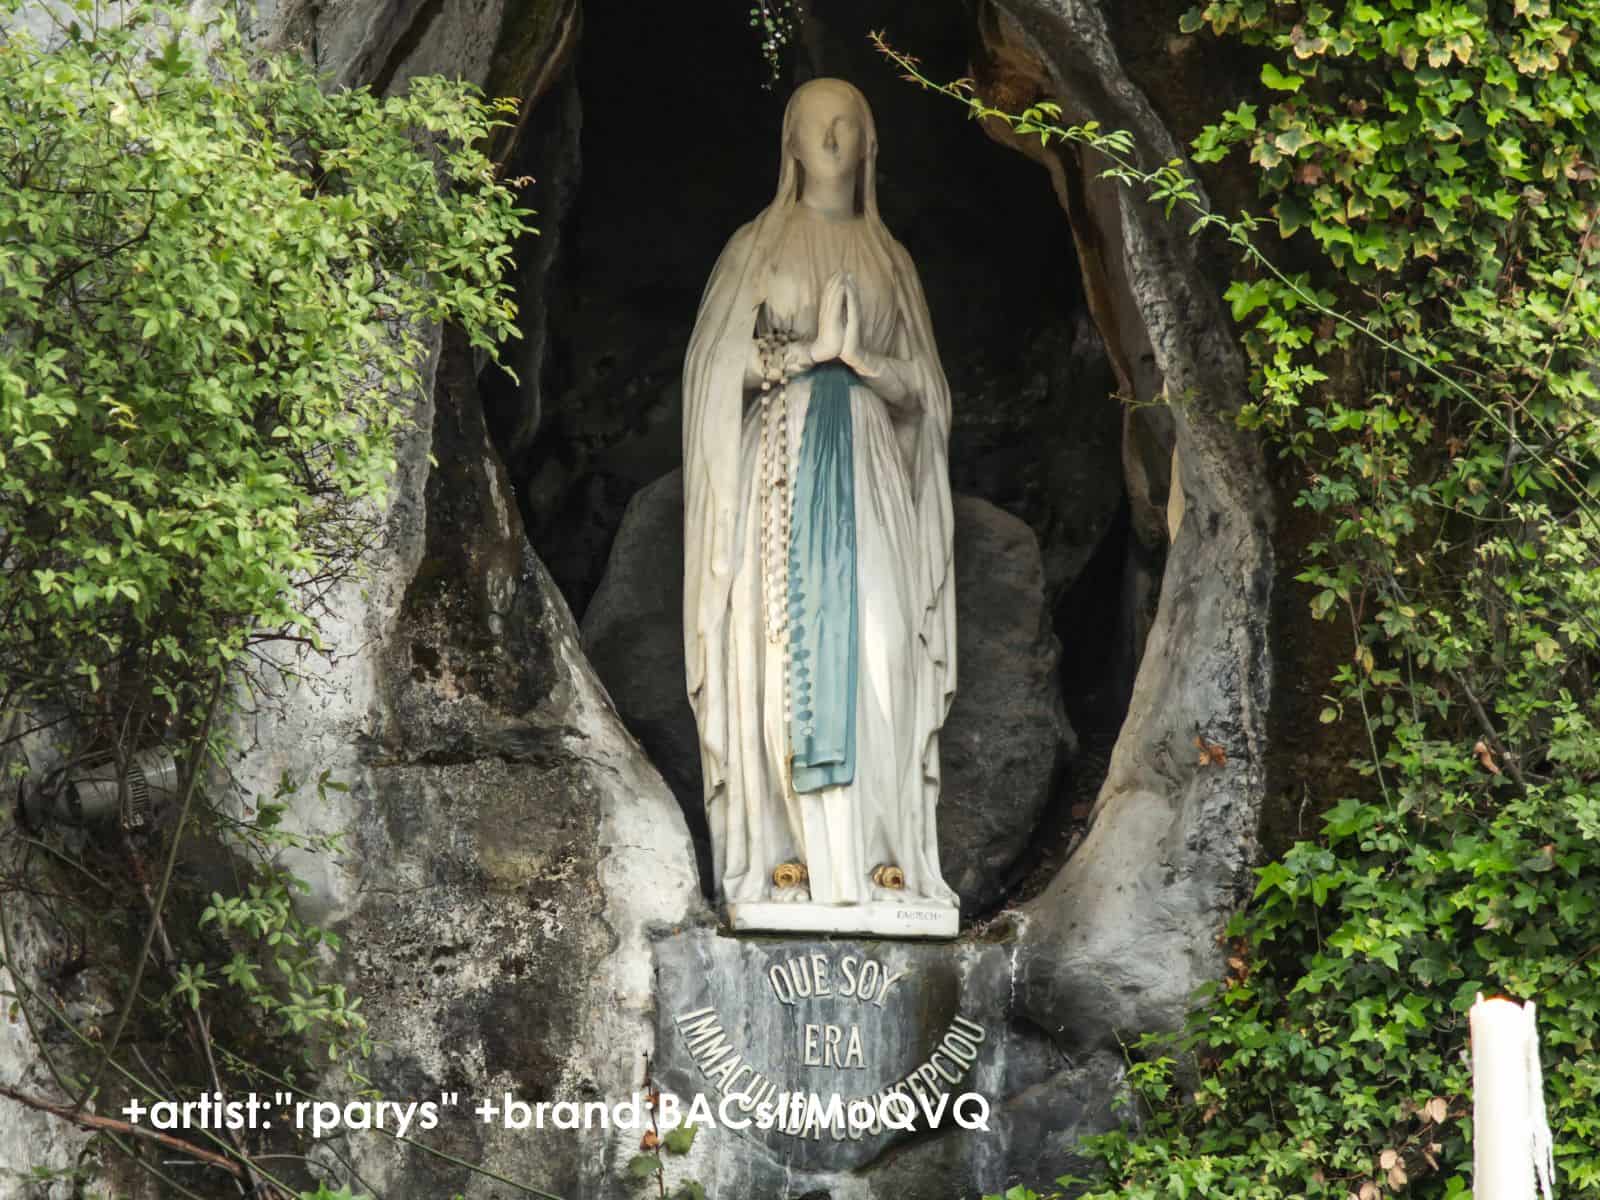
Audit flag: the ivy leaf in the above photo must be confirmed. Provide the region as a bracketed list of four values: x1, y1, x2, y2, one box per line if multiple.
[1275, 193, 1314, 237]
[1226, 279, 1274, 322]
[1273, 126, 1313, 155]
[663, 1123, 700, 1155]
[1261, 62, 1306, 91]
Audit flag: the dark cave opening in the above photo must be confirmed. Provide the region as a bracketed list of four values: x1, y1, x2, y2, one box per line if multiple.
[478, 0, 1153, 912]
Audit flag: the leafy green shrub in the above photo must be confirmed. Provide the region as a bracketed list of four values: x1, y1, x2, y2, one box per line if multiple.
[0, 0, 527, 733]
[186, 770, 372, 1068]
[0, 1, 530, 1192]
[1089, 5, 1600, 1195]
[886, 2, 1600, 1195]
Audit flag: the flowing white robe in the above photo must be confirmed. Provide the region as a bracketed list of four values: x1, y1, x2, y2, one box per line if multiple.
[683, 206, 958, 909]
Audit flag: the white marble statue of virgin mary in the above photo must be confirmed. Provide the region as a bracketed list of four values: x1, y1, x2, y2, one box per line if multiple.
[682, 77, 958, 932]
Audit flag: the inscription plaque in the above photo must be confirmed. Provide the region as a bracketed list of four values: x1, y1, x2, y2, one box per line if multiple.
[653, 929, 1027, 1173]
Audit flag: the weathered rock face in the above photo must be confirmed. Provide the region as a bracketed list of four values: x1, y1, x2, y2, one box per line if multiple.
[219, 329, 706, 1200]
[941, 496, 1078, 911]
[0, 828, 117, 1196]
[966, 0, 1274, 1060]
[190, 21, 699, 1196]
[573, 471, 705, 870]
[581, 470, 1073, 915]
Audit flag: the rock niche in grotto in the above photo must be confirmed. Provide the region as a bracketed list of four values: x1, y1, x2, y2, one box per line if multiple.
[0, 1, 1280, 1198]
[583, 476, 1072, 918]
[480, 1, 1270, 1194]
[280, 0, 1272, 1195]
[585, 473, 1075, 915]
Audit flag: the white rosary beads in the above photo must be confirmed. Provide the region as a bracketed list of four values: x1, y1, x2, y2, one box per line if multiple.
[756, 330, 798, 649]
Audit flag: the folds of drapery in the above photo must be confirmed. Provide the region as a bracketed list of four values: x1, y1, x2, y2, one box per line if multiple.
[681, 210, 957, 903]
[787, 361, 858, 792]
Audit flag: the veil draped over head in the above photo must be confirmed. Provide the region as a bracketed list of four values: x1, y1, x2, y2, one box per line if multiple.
[681, 78, 956, 856]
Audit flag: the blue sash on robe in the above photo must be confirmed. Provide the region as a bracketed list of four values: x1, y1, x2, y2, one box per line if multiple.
[788, 362, 858, 792]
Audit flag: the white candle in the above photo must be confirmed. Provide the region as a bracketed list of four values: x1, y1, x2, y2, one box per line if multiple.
[1470, 995, 1554, 1200]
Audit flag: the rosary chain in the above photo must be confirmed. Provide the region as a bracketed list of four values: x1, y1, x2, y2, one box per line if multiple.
[756, 330, 798, 649]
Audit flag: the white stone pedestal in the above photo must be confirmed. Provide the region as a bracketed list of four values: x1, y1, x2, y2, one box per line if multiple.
[726, 900, 958, 939]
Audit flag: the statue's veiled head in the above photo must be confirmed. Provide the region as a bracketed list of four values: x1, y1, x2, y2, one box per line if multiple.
[777, 78, 879, 217]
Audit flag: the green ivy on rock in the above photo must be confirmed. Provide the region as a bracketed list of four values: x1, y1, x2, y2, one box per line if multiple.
[1065, 2, 1600, 1199]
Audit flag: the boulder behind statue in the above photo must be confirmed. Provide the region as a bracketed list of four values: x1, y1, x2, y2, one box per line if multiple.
[581, 468, 1074, 915]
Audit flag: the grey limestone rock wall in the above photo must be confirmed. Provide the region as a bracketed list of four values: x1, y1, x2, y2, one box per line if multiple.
[982, 0, 1275, 1048]
[219, 323, 707, 1200]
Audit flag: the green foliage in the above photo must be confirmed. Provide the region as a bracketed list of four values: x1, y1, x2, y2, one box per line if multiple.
[885, 4, 1600, 1197]
[748, 1, 799, 87]
[981, 1184, 1081, 1200]
[8, 1160, 101, 1194]
[0, 0, 532, 1193]
[626, 1103, 705, 1198]
[664, 1121, 702, 1155]
[1101, 1, 1600, 1196]
[0, 0, 528, 730]
[298, 1185, 367, 1200]
[191, 771, 372, 1068]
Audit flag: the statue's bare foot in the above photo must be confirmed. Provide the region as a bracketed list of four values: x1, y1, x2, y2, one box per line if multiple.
[771, 861, 809, 901]
[869, 863, 905, 903]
